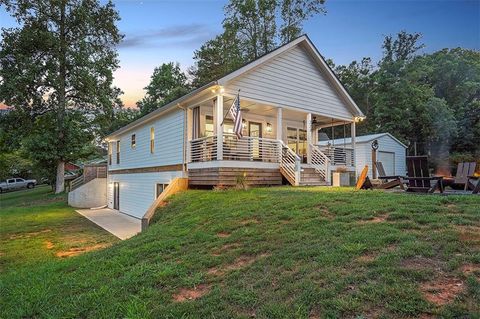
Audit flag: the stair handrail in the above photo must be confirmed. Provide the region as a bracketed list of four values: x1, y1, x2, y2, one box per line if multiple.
[309, 144, 331, 185]
[70, 175, 85, 191]
[279, 140, 301, 186]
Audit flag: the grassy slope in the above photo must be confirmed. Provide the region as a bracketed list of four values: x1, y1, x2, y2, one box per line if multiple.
[0, 186, 118, 272]
[1, 187, 479, 318]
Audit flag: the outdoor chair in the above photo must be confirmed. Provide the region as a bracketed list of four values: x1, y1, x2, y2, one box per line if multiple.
[453, 162, 477, 190]
[375, 161, 405, 190]
[405, 156, 444, 193]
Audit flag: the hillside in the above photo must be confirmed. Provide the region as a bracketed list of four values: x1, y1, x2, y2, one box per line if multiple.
[1, 187, 479, 318]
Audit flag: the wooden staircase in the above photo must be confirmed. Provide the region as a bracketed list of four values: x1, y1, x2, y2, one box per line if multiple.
[299, 166, 328, 186]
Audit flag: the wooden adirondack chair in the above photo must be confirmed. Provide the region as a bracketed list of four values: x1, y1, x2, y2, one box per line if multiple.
[405, 156, 444, 193]
[452, 162, 477, 190]
[375, 161, 405, 190]
[468, 176, 480, 194]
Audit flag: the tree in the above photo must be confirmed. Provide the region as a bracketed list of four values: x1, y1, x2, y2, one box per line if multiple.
[0, 0, 123, 193]
[190, 30, 245, 87]
[137, 62, 190, 115]
[191, 0, 328, 86]
[280, 0, 326, 43]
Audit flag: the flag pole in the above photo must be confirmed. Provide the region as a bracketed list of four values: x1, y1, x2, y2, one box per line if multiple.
[220, 89, 240, 126]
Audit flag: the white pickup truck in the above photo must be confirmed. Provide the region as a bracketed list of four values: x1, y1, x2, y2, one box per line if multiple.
[0, 178, 37, 193]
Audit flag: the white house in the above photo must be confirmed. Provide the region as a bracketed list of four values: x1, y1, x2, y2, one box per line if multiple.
[88, 35, 366, 219]
[319, 133, 407, 179]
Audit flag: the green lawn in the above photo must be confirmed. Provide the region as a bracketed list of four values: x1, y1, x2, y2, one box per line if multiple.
[1, 186, 479, 318]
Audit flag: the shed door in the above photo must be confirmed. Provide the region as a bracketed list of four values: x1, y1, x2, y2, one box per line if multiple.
[378, 151, 395, 176]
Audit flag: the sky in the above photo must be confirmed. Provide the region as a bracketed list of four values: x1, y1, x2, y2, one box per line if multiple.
[0, 0, 479, 108]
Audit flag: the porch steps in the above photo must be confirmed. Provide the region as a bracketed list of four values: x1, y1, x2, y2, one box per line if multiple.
[299, 167, 327, 186]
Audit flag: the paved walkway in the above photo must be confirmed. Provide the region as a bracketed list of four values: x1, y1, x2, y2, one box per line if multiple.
[76, 208, 141, 240]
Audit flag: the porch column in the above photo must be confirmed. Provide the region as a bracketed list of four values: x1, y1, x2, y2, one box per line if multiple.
[351, 121, 356, 176]
[215, 94, 224, 160]
[306, 113, 312, 164]
[276, 107, 283, 141]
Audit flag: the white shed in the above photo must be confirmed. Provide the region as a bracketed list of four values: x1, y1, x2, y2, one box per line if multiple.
[319, 133, 407, 178]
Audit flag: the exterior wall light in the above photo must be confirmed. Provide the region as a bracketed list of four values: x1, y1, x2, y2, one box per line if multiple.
[266, 123, 272, 133]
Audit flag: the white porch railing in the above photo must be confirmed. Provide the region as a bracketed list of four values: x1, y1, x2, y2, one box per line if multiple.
[318, 146, 354, 167]
[309, 144, 331, 185]
[189, 136, 218, 162]
[279, 141, 301, 186]
[223, 134, 280, 162]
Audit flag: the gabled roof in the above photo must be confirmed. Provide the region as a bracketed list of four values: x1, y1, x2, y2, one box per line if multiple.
[106, 34, 364, 140]
[318, 133, 408, 148]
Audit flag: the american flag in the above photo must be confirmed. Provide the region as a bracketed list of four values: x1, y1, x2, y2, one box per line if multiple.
[228, 93, 243, 139]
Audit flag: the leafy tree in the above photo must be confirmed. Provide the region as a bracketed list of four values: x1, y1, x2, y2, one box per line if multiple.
[190, 30, 245, 87]
[280, 0, 326, 43]
[192, 0, 327, 85]
[0, 151, 34, 180]
[0, 0, 123, 193]
[137, 62, 190, 115]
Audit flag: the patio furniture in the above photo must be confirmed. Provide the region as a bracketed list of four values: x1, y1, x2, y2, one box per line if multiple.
[356, 165, 373, 190]
[467, 176, 480, 194]
[453, 162, 477, 190]
[405, 156, 444, 193]
[375, 161, 405, 190]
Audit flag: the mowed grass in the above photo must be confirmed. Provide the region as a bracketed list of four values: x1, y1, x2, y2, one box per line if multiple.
[1, 186, 479, 318]
[0, 186, 119, 271]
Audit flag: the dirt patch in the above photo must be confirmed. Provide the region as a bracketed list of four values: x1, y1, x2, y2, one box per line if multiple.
[45, 241, 54, 249]
[357, 214, 388, 224]
[455, 225, 480, 246]
[208, 253, 270, 276]
[315, 204, 335, 220]
[172, 284, 210, 302]
[308, 308, 321, 319]
[211, 243, 240, 256]
[356, 252, 377, 263]
[240, 218, 260, 225]
[460, 263, 480, 279]
[55, 244, 107, 258]
[217, 231, 231, 238]
[420, 276, 464, 306]
[400, 256, 444, 271]
[9, 229, 52, 239]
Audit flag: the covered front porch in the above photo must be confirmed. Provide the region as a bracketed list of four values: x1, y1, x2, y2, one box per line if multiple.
[185, 90, 360, 186]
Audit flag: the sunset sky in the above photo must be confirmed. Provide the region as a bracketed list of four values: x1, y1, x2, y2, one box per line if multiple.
[0, 0, 479, 109]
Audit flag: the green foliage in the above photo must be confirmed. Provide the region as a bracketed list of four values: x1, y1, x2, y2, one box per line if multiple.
[191, 0, 326, 86]
[332, 31, 480, 162]
[137, 62, 190, 115]
[1, 187, 479, 317]
[0, 0, 123, 192]
[0, 151, 34, 180]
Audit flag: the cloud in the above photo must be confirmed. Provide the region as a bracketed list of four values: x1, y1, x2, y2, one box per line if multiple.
[118, 23, 215, 49]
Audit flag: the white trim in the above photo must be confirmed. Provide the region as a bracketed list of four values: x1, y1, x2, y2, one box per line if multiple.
[187, 161, 279, 170]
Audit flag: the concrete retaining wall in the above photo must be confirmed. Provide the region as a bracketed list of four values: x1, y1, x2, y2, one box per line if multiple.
[68, 178, 107, 208]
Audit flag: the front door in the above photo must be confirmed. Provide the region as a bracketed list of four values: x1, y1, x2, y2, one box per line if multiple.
[287, 127, 307, 163]
[113, 182, 119, 210]
[249, 122, 262, 160]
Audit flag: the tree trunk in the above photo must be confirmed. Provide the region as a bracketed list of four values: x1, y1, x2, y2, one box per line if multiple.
[55, 0, 67, 194]
[55, 161, 65, 194]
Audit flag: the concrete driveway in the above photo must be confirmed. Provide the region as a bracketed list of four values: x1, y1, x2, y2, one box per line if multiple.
[76, 208, 141, 240]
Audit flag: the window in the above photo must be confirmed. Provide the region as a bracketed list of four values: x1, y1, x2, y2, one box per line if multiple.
[205, 115, 214, 137]
[116, 141, 120, 164]
[131, 134, 136, 149]
[7, 179, 15, 184]
[150, 127, 155, 153]
[108, 142, 112, 165]
[15, 178, 24, 182]
[156, 183, 168, 198]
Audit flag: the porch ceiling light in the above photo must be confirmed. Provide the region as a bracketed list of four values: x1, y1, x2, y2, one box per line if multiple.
[354, 116, 366, 122]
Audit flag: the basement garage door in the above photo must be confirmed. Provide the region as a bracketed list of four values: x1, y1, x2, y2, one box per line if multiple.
[378, 151, 395, 176]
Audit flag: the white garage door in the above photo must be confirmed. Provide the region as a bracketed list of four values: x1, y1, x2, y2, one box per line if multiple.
[378, 151, 395, 176]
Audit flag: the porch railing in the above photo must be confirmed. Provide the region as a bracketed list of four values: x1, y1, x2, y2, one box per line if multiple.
[318, 146, 354, 167]
[309, 144, 331, 184]
[223, 134, 280, 162]
[189, 136, 218, 162]
[279, 141, 301, 186]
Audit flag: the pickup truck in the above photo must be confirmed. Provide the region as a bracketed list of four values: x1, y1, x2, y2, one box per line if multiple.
[0, 178, 37, 193]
